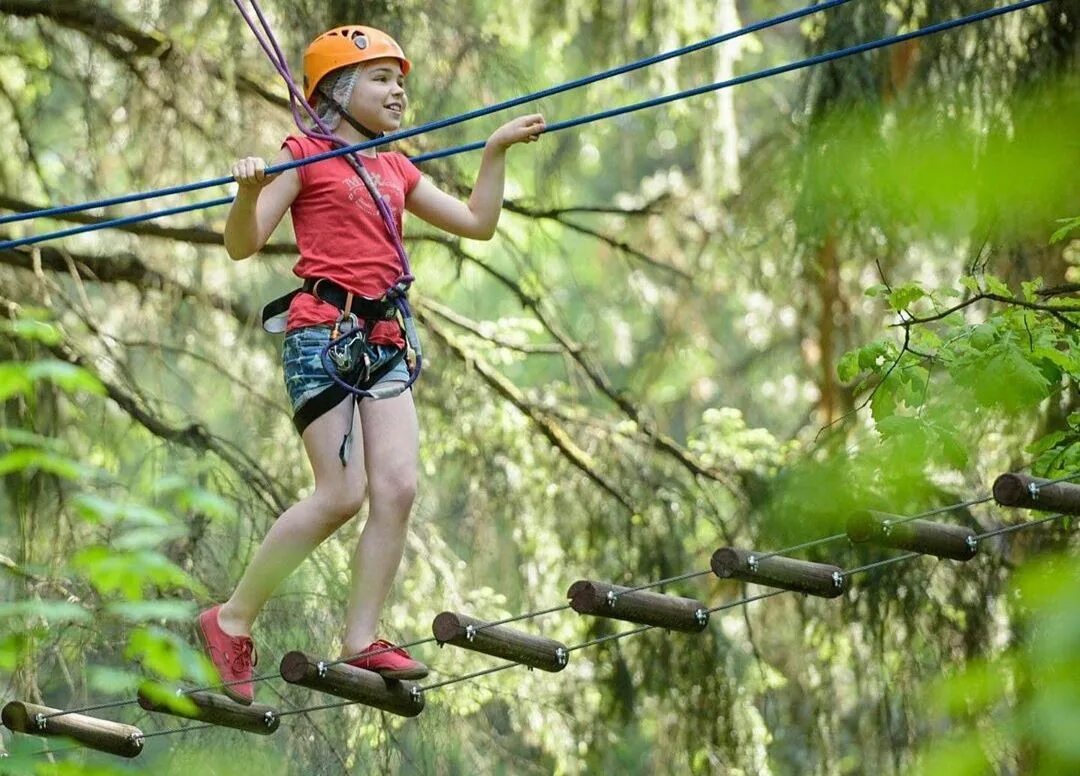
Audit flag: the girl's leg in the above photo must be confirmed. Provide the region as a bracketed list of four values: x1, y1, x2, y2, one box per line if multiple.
[341, 387, 419, 655]
[217, 396, 368, 636]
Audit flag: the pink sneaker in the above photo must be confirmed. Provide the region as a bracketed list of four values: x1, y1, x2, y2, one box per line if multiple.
[345, 640, 429, 680]
[196, 605, 257, 705]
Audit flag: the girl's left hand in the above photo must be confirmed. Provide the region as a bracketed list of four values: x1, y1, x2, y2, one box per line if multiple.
[487, 114, 546, 151]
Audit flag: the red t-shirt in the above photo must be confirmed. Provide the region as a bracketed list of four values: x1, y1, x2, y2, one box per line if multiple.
[282, 135, 422, 346]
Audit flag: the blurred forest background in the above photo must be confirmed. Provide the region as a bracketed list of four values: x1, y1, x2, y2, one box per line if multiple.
[1, 0, 1078, 773]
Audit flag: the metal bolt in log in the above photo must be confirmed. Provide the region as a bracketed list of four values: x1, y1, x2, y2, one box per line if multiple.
[432, 612, 569, 672]
[279, 652, 424, 718]
[1, 701, 144, 758]
[566, 580, 709, 632]
[993, 473, 1080, 515]
[846, 511, 978, 561]
[137, 687, 280, 735]
[711, 547, 847, 598]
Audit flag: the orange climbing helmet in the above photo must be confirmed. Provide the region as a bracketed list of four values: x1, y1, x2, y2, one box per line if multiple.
[302, 25, 411, 101]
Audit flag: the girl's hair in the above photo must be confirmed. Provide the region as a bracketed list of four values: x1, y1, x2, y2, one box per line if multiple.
[311, 65, 361, 131]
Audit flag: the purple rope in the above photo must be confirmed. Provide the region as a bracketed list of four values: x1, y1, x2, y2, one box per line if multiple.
[230, 0, 422, 397]
[231, 0, 413, 279]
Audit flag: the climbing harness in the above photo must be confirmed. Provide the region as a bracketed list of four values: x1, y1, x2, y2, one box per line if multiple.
[233, 1, 424, 464]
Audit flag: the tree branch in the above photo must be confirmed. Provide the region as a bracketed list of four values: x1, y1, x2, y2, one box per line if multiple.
[420, 311, 635, 514]
[417, 234, 743, 495]
[894, 292, 1080, 327]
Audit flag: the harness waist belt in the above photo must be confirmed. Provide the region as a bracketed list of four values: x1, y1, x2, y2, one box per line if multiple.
[262, 277, 398, 333]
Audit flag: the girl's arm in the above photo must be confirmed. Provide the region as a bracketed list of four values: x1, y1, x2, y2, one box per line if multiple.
[223, 148, 302, 260]
[405, 114, 545, 240]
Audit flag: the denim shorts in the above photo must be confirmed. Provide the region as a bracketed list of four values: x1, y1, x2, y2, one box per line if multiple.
[282, 326, 409, 432]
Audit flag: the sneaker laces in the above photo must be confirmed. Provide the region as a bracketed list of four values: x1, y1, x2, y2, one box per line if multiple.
[369, 639, 409, 658]
[229, 637, 257, 675]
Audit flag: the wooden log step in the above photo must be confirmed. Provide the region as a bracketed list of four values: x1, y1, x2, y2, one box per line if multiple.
[846, 511, 978, 561]
[993, 473, 1080, 515]
[136, 687, 280, 735]
[566, 580, 709, 632]
[711, 547, 846, 598]
[432, 612, 569, 672]
[1, 700, 144, 758]
[279, 651, 424, 718]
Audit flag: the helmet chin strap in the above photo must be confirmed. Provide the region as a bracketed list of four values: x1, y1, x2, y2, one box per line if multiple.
[320, 88, 384, 140]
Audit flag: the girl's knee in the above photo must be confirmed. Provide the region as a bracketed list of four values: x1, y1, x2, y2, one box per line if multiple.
[315, 484, 367, 526]
[369, 471, 417, 516]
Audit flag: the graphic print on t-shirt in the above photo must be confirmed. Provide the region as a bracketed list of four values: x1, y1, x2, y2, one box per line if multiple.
[343, 171, 405, 219]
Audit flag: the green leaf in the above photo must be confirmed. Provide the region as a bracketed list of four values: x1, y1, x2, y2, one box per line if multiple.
[954, 345, 1051, 411]
[0, 318, 61, 345]
[87, 666, 142, 696]
[1050, 216, 1080, 244]
[1027, 431, 1067, 456]
[105, 600, 196, 622]
[984, 274, 1012, 298]
[1021, 278, 1044, 302]
[72, 494, 173, 527]
[968, 323, 996, 351]
[838, 349, 861, 382]
[126, 626, 212, 683]
[1034, 346, 1078, 375]
[137, 681, 200, 717]
[959, 275, 982, 294]
[112, 525, 188, 551]
[887, 283, 927, 311]
[173, 487, 235, 521]
[27, 360, 106, 396]
[864, 283, 889, 298]
[0, 448, 90, 480]
[870, 374, 899, 420]
[73, 547, 194, 600]
[0, 600, 91, 623]
[0, 363, 33, 401]
[0, 632, 26, 671]
[0, 427, 66, 451]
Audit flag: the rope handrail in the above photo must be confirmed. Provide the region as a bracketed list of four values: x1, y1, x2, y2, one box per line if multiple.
[0, 0, 853, 229]
[0, 0, 1049, 253]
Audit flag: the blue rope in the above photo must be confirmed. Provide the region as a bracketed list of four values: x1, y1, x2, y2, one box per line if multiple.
[0, 0, 852, 229]
[415, 0, 1050, 162]
[0, 0, 1049, 252]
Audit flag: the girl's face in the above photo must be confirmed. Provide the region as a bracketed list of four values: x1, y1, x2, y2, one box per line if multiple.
[347, 58, 408, 132]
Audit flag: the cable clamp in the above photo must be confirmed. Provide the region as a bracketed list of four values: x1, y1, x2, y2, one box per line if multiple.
[605, 590, 617, 607]
[694, 608, 709, 627]
[263, 711, 276, 728]
[555, 647, 568, 667]
[34, 713, 46, 732]
[966, 535, 978, 552]
[465, 624, 476, 643]
[832, 571, 844, 589]
[317, 661, 327, 679]
[1028, 481, 1040, 501]
[410, 686, 423, 704]
[747, 555, 759, 573]
[130, 732, 144, 747]
[881, 519, 893, 536]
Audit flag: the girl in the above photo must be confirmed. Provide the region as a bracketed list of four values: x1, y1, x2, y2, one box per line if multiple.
[198, 25, 545, 704]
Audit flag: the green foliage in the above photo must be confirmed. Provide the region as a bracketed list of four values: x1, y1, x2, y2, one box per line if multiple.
[919, 555, 1080, 775]
[1, 1, 1077, 773]
[1, 311, 213, 774]
[839, 272, 1080, 482]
